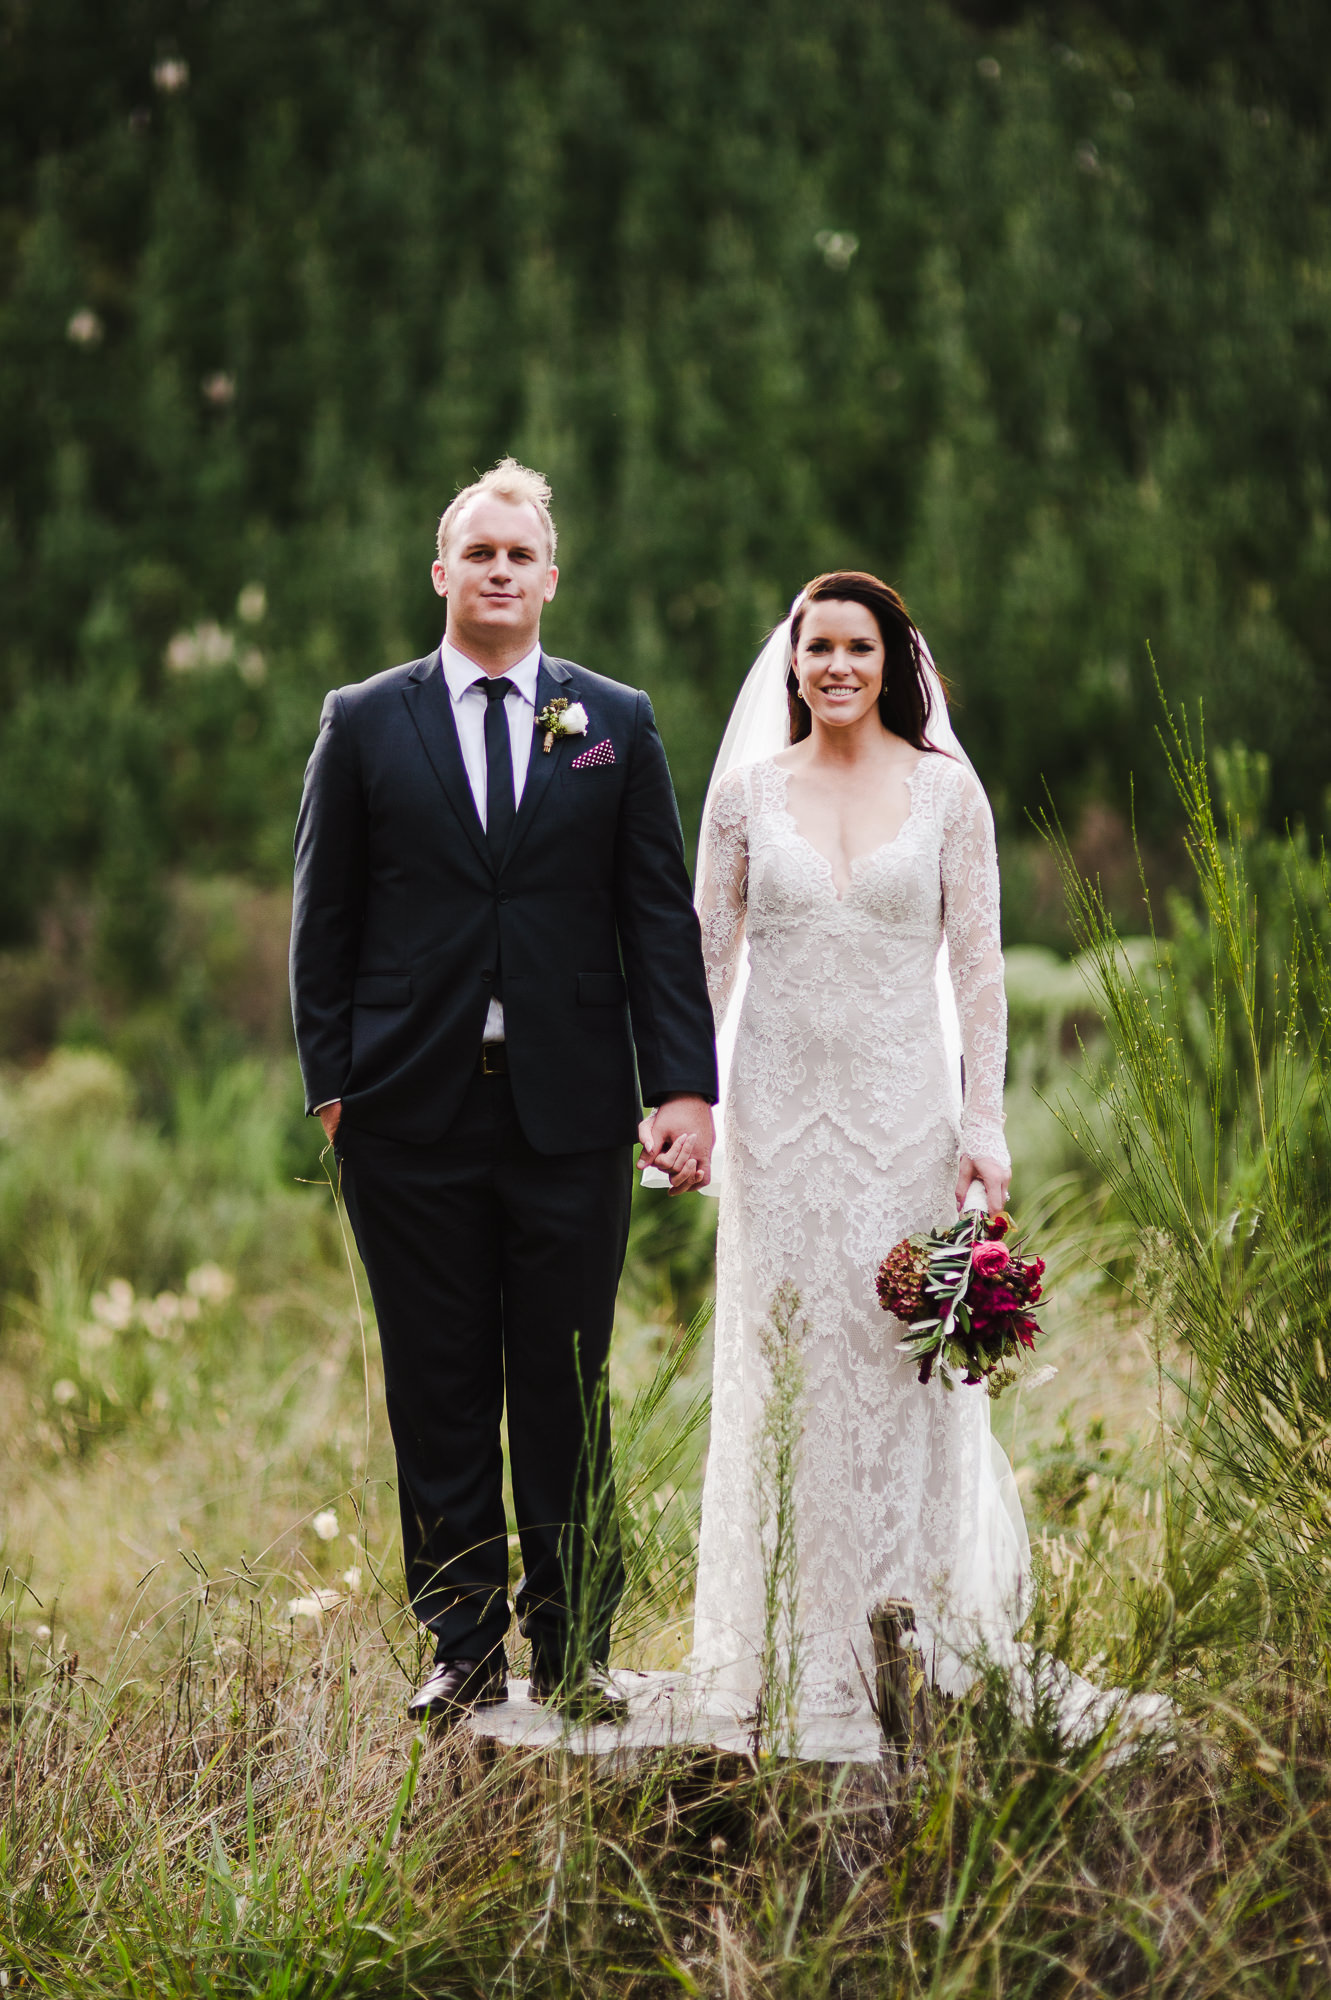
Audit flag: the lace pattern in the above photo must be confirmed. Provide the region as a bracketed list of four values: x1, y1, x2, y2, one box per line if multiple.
[691, 754, 1021, 1713]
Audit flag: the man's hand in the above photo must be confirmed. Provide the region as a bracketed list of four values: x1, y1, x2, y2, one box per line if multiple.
[318, 1100, 342, 1145]
[638, 1095, 715, 1195]
[955, 1151, 1009, 1218]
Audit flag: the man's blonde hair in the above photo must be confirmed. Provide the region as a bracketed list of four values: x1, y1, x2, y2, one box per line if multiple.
[436, 458, 558, 564]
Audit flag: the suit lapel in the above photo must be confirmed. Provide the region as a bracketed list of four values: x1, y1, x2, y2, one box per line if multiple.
[401, 652, 493, 874]
[503, 655, 572, 870]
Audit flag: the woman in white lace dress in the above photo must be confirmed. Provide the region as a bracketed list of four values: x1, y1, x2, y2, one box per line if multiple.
[691, 571, 1026, 1715]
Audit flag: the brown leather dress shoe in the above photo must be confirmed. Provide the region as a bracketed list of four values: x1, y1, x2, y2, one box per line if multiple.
[407, 1654, 508, 1724]
[528, 1660, 628, 1724]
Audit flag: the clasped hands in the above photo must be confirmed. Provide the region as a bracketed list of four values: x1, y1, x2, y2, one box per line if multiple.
[637, 1095, 715, 1195]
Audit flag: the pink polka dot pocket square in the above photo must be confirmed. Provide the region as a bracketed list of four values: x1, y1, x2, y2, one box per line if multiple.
[569, 738, 616, 770]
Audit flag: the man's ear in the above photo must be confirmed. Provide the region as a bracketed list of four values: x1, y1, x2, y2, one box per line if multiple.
[431, 559, 448, 599]
[543, 565, 559, 604]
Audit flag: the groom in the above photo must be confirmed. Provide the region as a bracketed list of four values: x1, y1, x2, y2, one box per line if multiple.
[290, 460, 717, 1723]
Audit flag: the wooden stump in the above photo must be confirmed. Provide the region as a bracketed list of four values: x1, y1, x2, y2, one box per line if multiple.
[867, 1598, 932, 1756]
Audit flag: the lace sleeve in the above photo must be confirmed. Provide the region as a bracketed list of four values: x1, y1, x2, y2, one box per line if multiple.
[939, 763, 1010, 1169]
[696, 767, 749, 1031]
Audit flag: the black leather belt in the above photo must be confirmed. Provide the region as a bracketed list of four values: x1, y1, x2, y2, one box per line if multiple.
[478, 1041, 508, 1077]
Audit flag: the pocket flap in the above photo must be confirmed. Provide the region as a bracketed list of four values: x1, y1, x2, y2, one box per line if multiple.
[353, 973, 412, 1007]
[577, 971, 627, 1007]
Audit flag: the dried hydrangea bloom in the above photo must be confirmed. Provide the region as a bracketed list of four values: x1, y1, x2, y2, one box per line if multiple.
[875, 1235, 930, 1321]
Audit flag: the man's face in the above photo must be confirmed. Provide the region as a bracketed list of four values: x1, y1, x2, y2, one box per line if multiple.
[431, 495, 558, 650]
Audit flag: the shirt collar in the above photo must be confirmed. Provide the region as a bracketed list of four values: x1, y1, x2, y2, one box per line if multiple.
[440, 636, 542, 706]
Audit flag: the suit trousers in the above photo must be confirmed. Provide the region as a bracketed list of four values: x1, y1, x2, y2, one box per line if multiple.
[338, 1068, 631, 1668]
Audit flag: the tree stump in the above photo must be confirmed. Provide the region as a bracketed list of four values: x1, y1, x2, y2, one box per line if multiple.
[867, 1598, 931, 1756]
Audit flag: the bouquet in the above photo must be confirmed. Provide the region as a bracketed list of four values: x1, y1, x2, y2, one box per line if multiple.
[875, 1204, 1045, 1398]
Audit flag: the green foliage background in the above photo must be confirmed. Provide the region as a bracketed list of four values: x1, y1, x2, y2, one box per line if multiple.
[2, 0, 1329, 999]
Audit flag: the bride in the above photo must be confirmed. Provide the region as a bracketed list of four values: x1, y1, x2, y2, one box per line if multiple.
[689, 570, 1028, 1715]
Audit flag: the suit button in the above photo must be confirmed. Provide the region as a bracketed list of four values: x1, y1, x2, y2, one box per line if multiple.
[499, 893, 510, 905]
[481, 972, 492, 984]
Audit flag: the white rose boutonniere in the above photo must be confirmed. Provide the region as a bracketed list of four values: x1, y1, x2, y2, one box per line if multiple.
[536, 697, 590, 754]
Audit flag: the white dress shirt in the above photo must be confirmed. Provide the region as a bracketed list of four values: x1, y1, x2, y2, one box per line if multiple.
[440, 635, 543, 1042]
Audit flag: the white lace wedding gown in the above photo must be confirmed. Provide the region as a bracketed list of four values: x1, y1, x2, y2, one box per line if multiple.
[691, 750, 1028, 1714]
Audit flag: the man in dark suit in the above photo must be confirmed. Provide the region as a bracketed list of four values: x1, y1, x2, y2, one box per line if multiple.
[290, 460, 717, 1724]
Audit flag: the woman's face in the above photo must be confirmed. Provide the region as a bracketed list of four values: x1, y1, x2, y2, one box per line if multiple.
[794, 599, 885, 732]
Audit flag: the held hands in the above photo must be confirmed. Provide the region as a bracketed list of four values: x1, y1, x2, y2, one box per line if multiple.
[318, 1101, 342, 1145]
[955, 1152, 1009, 1218]
[638, 1095, 715, 1195]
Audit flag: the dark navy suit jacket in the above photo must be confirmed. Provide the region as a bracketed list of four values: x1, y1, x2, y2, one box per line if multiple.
[289, 648, 719, 1152]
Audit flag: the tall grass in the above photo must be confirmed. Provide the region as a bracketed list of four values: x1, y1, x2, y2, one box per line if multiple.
[754, 1282, 806, 1762]
[1048, 714, 1331, 1650]
[6, 1537, 1331, 1996]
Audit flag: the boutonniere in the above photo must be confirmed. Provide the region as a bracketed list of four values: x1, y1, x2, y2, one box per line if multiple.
[536, 698, 589, 754]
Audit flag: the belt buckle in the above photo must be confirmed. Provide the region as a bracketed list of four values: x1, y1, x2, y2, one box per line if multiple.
[481, 1042, 504, 1076]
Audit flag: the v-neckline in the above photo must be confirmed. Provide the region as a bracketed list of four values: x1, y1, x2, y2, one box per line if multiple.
[767, 756, 928, 904]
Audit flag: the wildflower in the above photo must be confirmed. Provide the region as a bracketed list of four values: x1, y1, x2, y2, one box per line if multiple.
[139, 1293, 184, 1340]
[287, 1589, 341, 1620]
[186, 1262, 234, 1305]
[91, 1278, 135, 1330]
[312, 1509, 339, 1541]
[165, 623, 235, 674]
[66, 309, 103, 346]
[814, 229, 859, 271]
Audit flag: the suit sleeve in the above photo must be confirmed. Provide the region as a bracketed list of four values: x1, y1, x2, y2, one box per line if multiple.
[613, 691, 720, 1108]
[290, 690, 368, 1115]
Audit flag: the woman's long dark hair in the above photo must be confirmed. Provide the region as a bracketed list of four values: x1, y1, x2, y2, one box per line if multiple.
[785, 571, 947, 747]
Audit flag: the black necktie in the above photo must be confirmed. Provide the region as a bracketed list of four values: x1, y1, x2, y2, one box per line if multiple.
[480, 676, 516, 864]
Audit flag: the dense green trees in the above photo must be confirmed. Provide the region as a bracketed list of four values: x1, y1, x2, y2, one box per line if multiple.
[1, 0, 1328, 992]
